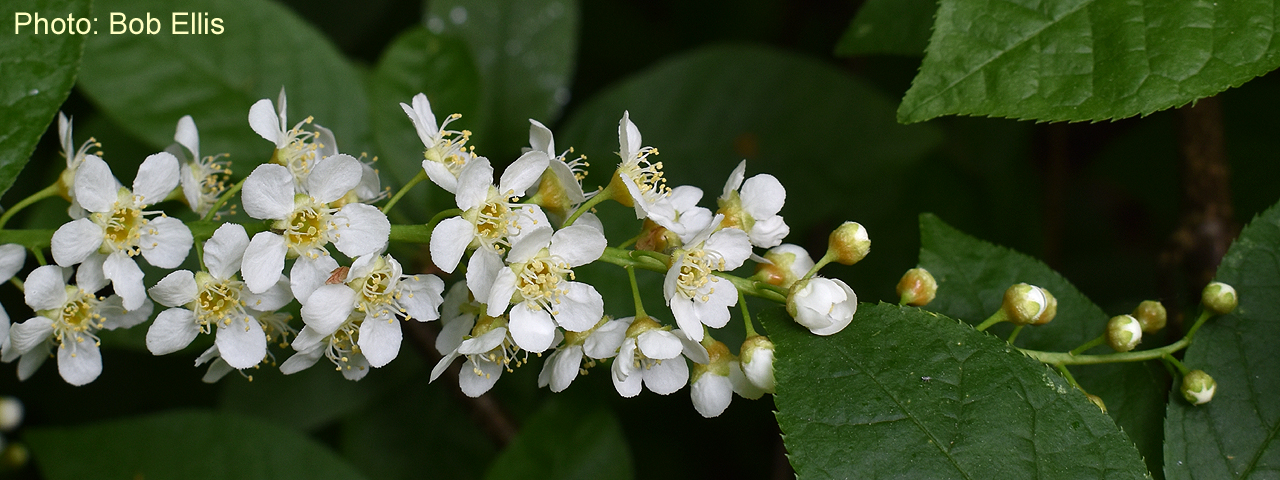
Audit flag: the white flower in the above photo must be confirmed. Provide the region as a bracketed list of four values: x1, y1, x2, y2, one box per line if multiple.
[787, 276, 857, 335]
[145, 224, 292, 370]
[430, 308, 526, 397]
[169, 115, 232, 217]
[248, 88, 338, 186]
[663, 216, 752, 342]
[739, 335, 776, 393]
[690, 340, 766, 418]
[536, 318, 628, 392]
[525, 119, 590, 206]
[718, 160, 789, 248]
[648, 185, 713, 245]
[50, 154, 192, 311]
[239, 154, 390, 294]
[610, 316, 709, 397]
[614, 111, 670, 220]
[2, 265, 152, 385]
[56, 112, 103, 217]
[0, 244, 26, 353]
[402, 93, 474, 193]
[292, 253, 445, 369]
[429, 156, 549, 274]
[482, 225, 606, 353]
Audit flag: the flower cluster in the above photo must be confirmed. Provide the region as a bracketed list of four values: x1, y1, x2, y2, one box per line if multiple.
[0, 89, 866, 419]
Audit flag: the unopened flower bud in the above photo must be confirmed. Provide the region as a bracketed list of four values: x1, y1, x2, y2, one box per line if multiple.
[827, 222, 870, 265]
[1202, 282, 1237, 315]
[1181, 370, 1216, 405]
[787, 277, 857, 336]
[1106, 315, 1142, 352]
[1, 442, 28, 470]
[896, 268, 937, 306]
[0, 397, 21, 432]
[1086, 394, 1107, 413]
[690, 341, 732, 418]
[1132, 300, 1167, 333]
[1002, 283, 1056, 326]
[740, 335, 776, 393]
[754, 244, 814, 289]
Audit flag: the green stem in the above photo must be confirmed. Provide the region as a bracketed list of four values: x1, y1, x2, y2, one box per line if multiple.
[31, 248, 46, 266]
[800, 250, 836, 282]
[1007, 325, 1024, 344]
[616, 232, 642, 249]
[740, 288, 758, 338]
[0, 183, 60, 229]
[563, 182, 614, 227]
[1069, 335, 1107, 356]
[1055, 364, 1082, 390]
[9, 277, 23, 292]
[1020, 337, 1191, 366]
[382, 170, 429, 214]
[1163, 353, 1192, 375]
[1184, 310, 1214, 341]
[389, 224, 433, 244]
[202, 177, 246, 222]
[427, 208, 463, 234]
[626, 266, 646, 318]
[975, 310, 1008, 332]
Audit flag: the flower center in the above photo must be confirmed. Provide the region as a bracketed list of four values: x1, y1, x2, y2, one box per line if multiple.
[194, 276, 246, 330]
[279, 197, 335, 257]
[676, 249, 724, 302]
[100, 205, 144, 254]
[515, 253, 573, 314]
[350, 259, 399, 316]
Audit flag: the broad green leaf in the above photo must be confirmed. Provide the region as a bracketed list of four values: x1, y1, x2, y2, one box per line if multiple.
[341, 374, 496, 480]
[25, 410, 369, 480]
[369, 26, 480, 221]
[899, 0, 1280, 123]
[77, 0, 369, 164]
[765, 303, 1149, 478]
[918, 213, 1167, 476]
[424, 0, 578, 158]
[1165, 200, 1280, 479]
[559, 44, 942, 316]
[0, 0, 89, 198]
[483, 396, 633, 480]
[834, 0, 935, 57]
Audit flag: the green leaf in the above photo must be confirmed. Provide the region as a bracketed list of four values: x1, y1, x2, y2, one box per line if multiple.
[917, 213, 1167, 476]
[0, 0, 89, 198]
[834, 0, 936, 57]
[483, 396, 633, 480]
[899, 0, 1280, 123]
[424, 0, 578, 158]
[765, 303, 1149, 478]
[1164, 200, 1280, 479]
[25, 410, 369, 480]
[77, 0, 369, 164]
[369, 25, 480, 221]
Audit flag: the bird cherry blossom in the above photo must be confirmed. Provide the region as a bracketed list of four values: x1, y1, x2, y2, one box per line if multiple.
[429, 155, 550, 274]
[50, 154, 193, 311]
[718, 160, 789, 248]
[248, 88, 338, 185]
[663, 216, 752, 342]
[239, 153, 390, 294]
[169, 115, 232, 217]
[2, 265, 151, 385]
[611, 316, 709, 397]
[402, 93, 474, 193]
[537, 317, 629, 392]
[787, 276, 857, 336]
[611, 111, 672, 220]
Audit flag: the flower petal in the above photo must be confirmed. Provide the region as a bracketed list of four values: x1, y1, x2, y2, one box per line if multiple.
[133, 152, 180, 205]
[331, 203, 390, 257]
[300, 284, 356, 336]
[58, 336, 103, 386]
[203, 223, 249, 280]
[399, 274, 445, 322]
[455, 160, 494, 211]
[549, 345, 583, 392]
[98, 295, 153, 330]
[643, 356, 689, 395]
[242, 232, 287, 294]
[691, 373, 733, 417]
[357, 311, 402, 368]
[706, 228, 752, 270]
[289, 254, 339, 304]
[242, 164, 295, 220]
[174, 115, 200, 158]
[242, 275, 293, 312]
[528, 119, 554, 154]
[139, 216, 193, 268]
[553, 282, 603, 332]
[669, 298, 703, 343]
[637, 329, 683, 360]
[24, 266, 67, 311]
[509, 306, 556, 353]
[248, 99, 281, 145]
[76, 253, 108, 293]
[402, 93, 438, 146]
[305, 154, 362, 203]
[217, 316, 268, 369]
[741, 173, 786, 219]
[720, 160, 746, 200]
[429, 216, 474, 274]
[149, 270, 197, 307]
[422, 160, 458, 194]
[458, 359, 502, 397]
[280, 346, 324, 374]
[0, 244, 26, 281]
[17, 348, 49, 380]
[499, 150, 549, 197]
[51, 218, 104, 267]
[146, 308, 199, 355]
[549, 225, 606, 267]
[103, 253, 146, 311]
[484, 267, 517, 317]
[9, 317, 54, 354]
[583, 318, 628, 359]
[73, 155, 119, 213]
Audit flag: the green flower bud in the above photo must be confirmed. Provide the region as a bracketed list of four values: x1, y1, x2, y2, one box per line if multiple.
[1106, 315, 1142, 352]
[1131, 300, 1167, 333]
[896, 268, 937, 306]
[1181, 370, 1217, 405]
[740, 335, 776, 393]
[753, 244, 814, 289]
[827, 221, 870, 265]
[1202, 282, 1238, 316]
[1086, 394, 1107, 413]
[1002, 283, 1057, 326]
